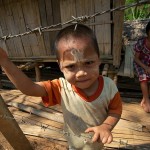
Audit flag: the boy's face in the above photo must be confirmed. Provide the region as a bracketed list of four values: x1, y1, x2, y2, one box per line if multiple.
[57, 35, 100, 90]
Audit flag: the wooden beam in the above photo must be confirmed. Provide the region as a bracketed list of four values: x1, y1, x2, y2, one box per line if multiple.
[35, 63, 41, 82]
[0, 95, 33, 150]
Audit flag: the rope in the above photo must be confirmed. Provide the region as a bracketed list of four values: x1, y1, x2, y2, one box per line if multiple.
[0, 0, 149, 41]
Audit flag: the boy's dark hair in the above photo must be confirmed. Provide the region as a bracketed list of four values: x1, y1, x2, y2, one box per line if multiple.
[54, 24, 100, 60]
[146, 21, 150, 35]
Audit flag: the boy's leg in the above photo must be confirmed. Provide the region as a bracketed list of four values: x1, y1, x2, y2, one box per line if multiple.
[140, 81, 150, 112]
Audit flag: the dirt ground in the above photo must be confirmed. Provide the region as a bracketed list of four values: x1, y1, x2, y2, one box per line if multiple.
[0, 132, 68, 150]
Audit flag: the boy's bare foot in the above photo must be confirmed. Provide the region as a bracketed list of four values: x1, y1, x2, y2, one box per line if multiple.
[141, 98, 150, 113]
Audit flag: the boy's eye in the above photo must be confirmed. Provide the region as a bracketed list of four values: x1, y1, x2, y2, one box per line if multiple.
[64, 64, 75, 70]
[85, 61, 95, 65]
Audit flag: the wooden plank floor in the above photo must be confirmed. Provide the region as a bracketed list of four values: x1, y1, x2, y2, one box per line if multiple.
[0, 89, 150, 150]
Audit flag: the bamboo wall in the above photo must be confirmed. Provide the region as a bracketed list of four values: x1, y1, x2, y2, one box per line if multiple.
[0, 0, 61, 62]
[0, 0, 125, 67]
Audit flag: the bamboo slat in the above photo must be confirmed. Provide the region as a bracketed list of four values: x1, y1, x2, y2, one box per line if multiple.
[0, 89, 62, 112]
[0, 1, 14, 57]
[52, 0, 61, 25]
[46, 0, 60, 55]
[8, 107, 63, 130]
[8, 1, 26, 57]
[21, 0, 44, 56]
[95, 0, 111, 55]
[38, 0, 50, 54]
[31, 0, 46, 56]
[0, 26, 8, 54]
[76, 0, 94, 29]
[60, 0, 76, 23]
[38, 0, 53, 56]
[113, 0, 125, 67]
[3, 0, 18, 57]
[26, 0, 41, 56]
[44, 0, 56, 55]
[15, 1, 33, 57]
[0, 90, 64, 123]
[7, 102, 64, 123]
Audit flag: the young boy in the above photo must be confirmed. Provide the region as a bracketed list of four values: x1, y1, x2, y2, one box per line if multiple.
[0, 24, 122, 150]
[133, 21, 150, 113]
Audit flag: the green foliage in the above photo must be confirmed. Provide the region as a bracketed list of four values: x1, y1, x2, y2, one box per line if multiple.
[124, 0, 150, 20]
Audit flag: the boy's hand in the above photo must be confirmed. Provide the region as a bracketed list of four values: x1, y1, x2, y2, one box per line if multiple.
[85, 124, 113, 144]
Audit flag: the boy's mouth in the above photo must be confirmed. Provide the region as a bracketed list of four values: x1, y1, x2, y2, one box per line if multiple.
[77, 79, 90, 83]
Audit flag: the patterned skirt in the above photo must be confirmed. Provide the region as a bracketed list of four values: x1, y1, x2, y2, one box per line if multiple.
[133, 61, 150, 82]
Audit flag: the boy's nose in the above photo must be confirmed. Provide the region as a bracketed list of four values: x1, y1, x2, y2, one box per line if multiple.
[76, 69, 87, 78]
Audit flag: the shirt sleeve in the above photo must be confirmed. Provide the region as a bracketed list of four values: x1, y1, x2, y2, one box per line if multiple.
[108, 92, 122, 115]
[41, 79, 61, 107]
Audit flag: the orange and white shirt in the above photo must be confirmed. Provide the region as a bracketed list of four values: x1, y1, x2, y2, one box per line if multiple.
[41, 75, 122, 149]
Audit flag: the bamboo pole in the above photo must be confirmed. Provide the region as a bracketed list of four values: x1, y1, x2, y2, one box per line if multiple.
[0, 95, 33, 150]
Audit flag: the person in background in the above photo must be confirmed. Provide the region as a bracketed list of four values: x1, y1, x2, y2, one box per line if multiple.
[0, 24, 122, 150]
[133, 21, 150, 113]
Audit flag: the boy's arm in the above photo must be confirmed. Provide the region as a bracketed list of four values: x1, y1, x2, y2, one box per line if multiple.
[102, 113, 120, 130]
[0, 47, 47, 97]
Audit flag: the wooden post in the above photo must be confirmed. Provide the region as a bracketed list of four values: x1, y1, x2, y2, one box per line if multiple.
[113, 74, 118, 85]
[102, 64, 109, 76]
[107, 65, 118, 83]
[0, 95, 33, 150]
[35, 63, 41, 82]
